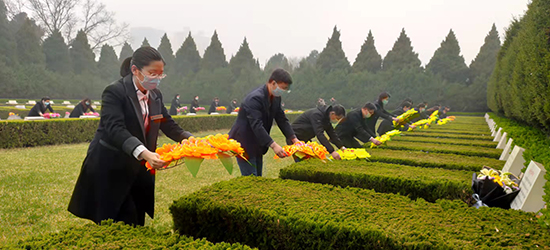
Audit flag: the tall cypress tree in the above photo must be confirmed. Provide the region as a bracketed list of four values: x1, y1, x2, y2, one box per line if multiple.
[265, 53, 291, 73]
[0, 0, 17, 65]
[229, 37, 259, 77]
[174, 32, 201, 76]
[352, 30, 382, 73]
[97, 44, 120, 81]
[426, 29, 469, 83]
[15, 17, 44, 65]
[43, 30, 71, 73]
[470, 24, 501, 83]
[119, 42, 134, 62]
[201, 30, 228, 71]
[383, 28, 421, 71]
[316, 26, 350, 72]
[70, 30, 96, 74]
[157, 33, 175, 71]
[141, 38, 150, 47]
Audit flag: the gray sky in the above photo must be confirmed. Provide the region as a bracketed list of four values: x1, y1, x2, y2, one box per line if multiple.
[106, 0, 529, 67]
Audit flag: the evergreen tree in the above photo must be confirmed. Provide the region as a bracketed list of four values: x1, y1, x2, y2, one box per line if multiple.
[97, 44, 120, 82]
[316, 26, 350, 72]
[352, 30, 382, 73]
[43, 30, 71, 73]
[174, 32, 201, 77]
[383, 28, 421, 71]
[201, 30, 228, 70]
[426, 29, 469, 83]
[229, 37, 259, 77]
[141, 37, 150, 47]
[265, 53, 291, 73]
[15, 17, 44, 65]
[157, 33, 175, 71]
[470, 24, 501, 83]
[70, 30, 96, 74]
[119, 42, 134, 62]
[0, 0, 17, 65]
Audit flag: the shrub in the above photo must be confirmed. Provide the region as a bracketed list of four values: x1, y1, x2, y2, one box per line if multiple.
[171, 177, 550, 249]
[405, 132, 494, 141]
[414, 129, 489, 136]
[392, 136, 498, 148]
[381, 140, 502, 159]
[279, 160, 472, 202]
[446, 112, 486, 116]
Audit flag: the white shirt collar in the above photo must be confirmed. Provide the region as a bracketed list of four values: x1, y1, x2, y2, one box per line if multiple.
[132, 75, 149, 100]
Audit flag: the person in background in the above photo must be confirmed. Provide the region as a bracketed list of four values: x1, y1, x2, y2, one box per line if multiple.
[427, 104, 440, 114]
[398, 98, 413, 109]
[69, 98, 96, 118]
[330, 97, 338, 106]
[68, 46, 193, 226]
[378, 101, 414, 134]
[288, 105, 346, 161]
[190, 96, 199, 113]
[208, 97, 220, 114]
[227, 99, 238, 114]
[169, 94, 181, 116]
[411, 103, 428, 122]
[366, 92, 399, 136]
[439, 106, 450, 119]
[316, 98, 326, 107]
[28, 96, 54, 117]
[336, 102, 382, 148]
[229, 68, 298, 176]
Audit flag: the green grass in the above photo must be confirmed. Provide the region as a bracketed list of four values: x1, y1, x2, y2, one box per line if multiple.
[0, 128, 294, 246]
[381, 140, 502, 158]
[392, 135, 499, 148]
[405, 132, 494, 141]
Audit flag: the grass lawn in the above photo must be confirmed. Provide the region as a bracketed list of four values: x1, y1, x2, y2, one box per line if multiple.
[0, 128, 294, 246]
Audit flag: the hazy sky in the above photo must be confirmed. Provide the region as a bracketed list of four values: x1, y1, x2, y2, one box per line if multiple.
[105, 0, 529, 67]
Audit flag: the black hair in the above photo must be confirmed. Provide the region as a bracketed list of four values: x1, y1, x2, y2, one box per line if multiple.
[400, 98, 413, 107]
[363, 102, 377, 111]
[268, 68, 293, 84]
[120, 46, 166, 77]
[81, 98, 92, 106]
[402, 101, 412, 109]
[332, 105, 346, 117]
[41, 96, 51, 102]
[417, 103, 426, 109]
[378, 92, 391, 100]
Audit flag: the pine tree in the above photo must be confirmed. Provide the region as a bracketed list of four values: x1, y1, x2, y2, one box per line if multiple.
[174, 32, 201, 76]
[0, 0, 17, 65]
[157, 33, 175, 71]
[426, 29, 469, 83]
[70, 30, 96, 74]
[264, 53, 292, 73]
[43, 30, 71, 73]
[97, 44, 120, 81]
[15, 17, 45, 65]
[316, 26, 350, 72]
[383, 28, 421, 71]
[141, 38, 150, 47]
[229, 37, 259, 77]
[470, 24, 501, 83]
[201, 30, 228, 71]
[352, 30, 382, 73]
[119, 42, 134, 62]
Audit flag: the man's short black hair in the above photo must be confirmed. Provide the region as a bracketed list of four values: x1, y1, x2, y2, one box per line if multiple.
[269, 68, 293, 84]
[363, 102, 377, 111]
[417, 103, 426, 109]
[378, 92, 391, 100]
[42, 96, 51, 101]
[331, 105, 346, 117]
[402, 101, 412, 109]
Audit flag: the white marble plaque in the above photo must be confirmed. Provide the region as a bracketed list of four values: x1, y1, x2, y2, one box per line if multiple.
[511, 161, 547, 213]
[497, 132, 508, 149]
[493, 128, 503, 142]
[62, 101, 71, 105]
[502, 146, 526, 175]
[24, 116, 46, 121]
[499, 139, 513, 161]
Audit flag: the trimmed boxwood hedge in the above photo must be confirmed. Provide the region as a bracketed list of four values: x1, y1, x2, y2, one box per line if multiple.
[392, 136, 499, 148]
[0, 113, 301, 149]
[279, 160, 472, 202]
[446, 112, 486, 116]
[414, 129, 491, 136]
[405, 132, 494, 141]
[171, 177, 550, 249]
[381, 140, 502, 159]
[367, 149, 504, 171]
[10, 220, 252, 249]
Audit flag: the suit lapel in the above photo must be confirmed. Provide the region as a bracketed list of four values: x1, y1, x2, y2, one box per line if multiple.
[124, 75, 147, 142]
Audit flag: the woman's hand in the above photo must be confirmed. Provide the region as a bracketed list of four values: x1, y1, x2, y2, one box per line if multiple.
[141, 150, 166, 169]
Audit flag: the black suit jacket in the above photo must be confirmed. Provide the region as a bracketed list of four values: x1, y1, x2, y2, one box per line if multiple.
[69, 102, 95, 118]
[289, 105, 343, 153]
[169, 98, 181, 115]
[366, 99, 393, 133]
[68, 75, 192, 224]
[336, 109, 376, 143]
[229, 84, 295, 157]
[28, 102, 54, 116]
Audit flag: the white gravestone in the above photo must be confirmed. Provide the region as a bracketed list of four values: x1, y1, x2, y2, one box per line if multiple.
[493, 128, 503, 142]
[485, 113, 489, 120]
[24, 116, 46, 121]
[490, 123, 497, 135]
[66, 105, 75, 109]
[186, 113, 196, 116]
[210, 112, 220, 115]
[93, 101, 101, 105]
[511, 161, 547, 213]
[502, 146, 526, 175]
[497, 132, 508, 149]
[62, 101, 71, 105]
[27, 100, 36, 105]
[6, 100, 18, 105]
[15, 105, 26, 109]
[499, 139, 514, 161]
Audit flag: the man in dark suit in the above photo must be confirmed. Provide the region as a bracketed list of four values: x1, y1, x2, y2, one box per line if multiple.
[229, 68, 298, 176]
[169, 94, 181, 115]
[208, 97, 220, 114]
[378, 101, 415, 134]
[336, 103, 382, 148]
[28, 96, 54, 117]
[366, 92, 399, 136]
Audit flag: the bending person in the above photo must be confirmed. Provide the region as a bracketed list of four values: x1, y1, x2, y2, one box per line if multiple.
[336, 102, 382, 148]
[70, 98, 96, 118]
[28, 96, 54, 117]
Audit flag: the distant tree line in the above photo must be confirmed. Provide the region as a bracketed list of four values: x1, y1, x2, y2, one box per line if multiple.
[0, 0, 501, 111]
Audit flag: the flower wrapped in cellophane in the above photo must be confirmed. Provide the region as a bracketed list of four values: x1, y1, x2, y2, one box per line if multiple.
[331, 148, 371, 160]
[393, 109, 419, 129]
[370, 130, 401, 148]
[472, 167, 520, 209]
[43, 113, 61, 119]
[437, 118, 453, 125]
[274, 141, 329, 161]
[216, 106, 227, 112]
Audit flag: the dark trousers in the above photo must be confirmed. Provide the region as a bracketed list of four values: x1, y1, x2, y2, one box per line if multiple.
[114, 184, 146, 226]
[340, 136, 363, 148]
[237, 154, 264, 176]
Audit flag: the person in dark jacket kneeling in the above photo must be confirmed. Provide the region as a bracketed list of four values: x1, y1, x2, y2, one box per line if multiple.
[28, 97, 54, 117]
[70, 98, 96, 118]
[336, 102, 382, 148]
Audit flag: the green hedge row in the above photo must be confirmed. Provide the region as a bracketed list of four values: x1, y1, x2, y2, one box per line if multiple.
[446, 112, 486, 116]
[0, 114, 301, 149]
[382, 140, 502, 159]
[279, 160, 472, 202]
[392, 136, 498, 148]
[9, 220, 252, 249]
[489, 113, 550, 228]
[171, 177, 550, 249]
[414, 129, 490, 136]
[367, 148, 503, 171]
[405, 132, 494, 141]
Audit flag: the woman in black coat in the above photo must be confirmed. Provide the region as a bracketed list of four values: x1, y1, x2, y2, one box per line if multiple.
[69, 98, 96, 118]
[28, 97, 54, 117]
[68, 47, 193, 226]
[190, 96, 199, 113]
[169, 94, 181, 115]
